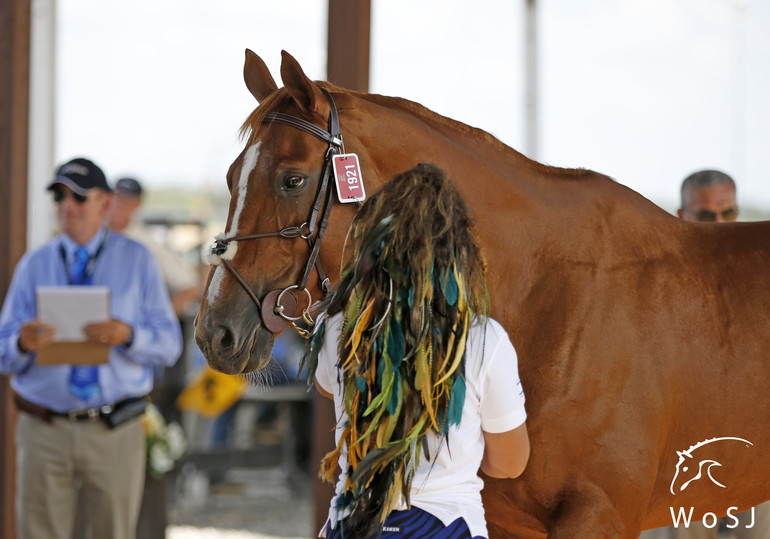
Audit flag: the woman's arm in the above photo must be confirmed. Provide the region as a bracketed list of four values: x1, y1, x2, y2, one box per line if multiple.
[481, 422, 530, 478]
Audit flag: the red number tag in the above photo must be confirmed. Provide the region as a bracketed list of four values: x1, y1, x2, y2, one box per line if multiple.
[332, 153, 366, 203]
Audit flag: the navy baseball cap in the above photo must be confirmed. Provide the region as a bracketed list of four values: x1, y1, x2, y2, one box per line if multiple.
[47, 157, 111, 195]
[114, 177, 143, 197]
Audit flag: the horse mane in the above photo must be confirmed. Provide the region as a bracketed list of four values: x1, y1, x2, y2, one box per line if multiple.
[363, 93, 517, 152]
[239, 89, 292, 143]
[239, 82, 596, 181]
[357, 91, 596, 181]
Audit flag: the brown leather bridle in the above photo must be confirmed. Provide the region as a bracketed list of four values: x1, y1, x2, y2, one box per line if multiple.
[208, 88, 342, 337]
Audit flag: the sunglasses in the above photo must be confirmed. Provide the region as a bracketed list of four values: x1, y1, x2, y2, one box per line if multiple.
[691, 208, 738, 222]
[52, 188, 88, 204]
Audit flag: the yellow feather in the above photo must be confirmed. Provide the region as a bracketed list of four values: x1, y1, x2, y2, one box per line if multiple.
[343, 296, 376, 366]
[384, 466, 405, 517]
[435, 318, 458, 375]
[455, 265, 467, 312]
[320, 424, 351, 483]
[435, 311, 470, 386]
[376, 420, 389, 447]
[416, 345, 439, 430]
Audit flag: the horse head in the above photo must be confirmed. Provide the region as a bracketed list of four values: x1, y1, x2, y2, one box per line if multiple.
[195, 50, 366, 374]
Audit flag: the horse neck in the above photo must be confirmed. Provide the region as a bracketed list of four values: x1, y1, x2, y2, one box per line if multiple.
[338, 93, 682, 339]
[345, 92, 669, 257]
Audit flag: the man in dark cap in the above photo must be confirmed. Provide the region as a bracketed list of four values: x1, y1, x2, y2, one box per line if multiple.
[0, 158, 182, 539]
[115, 176, 143, 198]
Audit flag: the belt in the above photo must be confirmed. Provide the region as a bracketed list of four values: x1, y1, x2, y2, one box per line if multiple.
[13, 393, 146, 424]
[52, 406, 114, 421]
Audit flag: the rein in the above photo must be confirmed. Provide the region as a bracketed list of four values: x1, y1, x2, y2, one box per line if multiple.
[209, 88, 342, 337]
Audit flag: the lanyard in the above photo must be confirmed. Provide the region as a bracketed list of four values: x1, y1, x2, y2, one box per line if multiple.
[59, 233, 108, 285]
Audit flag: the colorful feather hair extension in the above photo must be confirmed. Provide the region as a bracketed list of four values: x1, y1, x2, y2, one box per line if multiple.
[304, 164, 489, 538]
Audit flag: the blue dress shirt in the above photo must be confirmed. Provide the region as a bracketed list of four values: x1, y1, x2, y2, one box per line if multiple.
[0, 229, 183, 411]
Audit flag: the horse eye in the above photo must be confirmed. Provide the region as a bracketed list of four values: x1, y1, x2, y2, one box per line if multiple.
[282, 175, 306, 191]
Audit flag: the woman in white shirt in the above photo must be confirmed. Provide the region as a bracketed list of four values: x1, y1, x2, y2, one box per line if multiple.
[305, 164, 530, 539]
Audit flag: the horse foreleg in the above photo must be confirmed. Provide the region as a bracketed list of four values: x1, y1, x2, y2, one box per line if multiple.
[546, 483, 638, 539]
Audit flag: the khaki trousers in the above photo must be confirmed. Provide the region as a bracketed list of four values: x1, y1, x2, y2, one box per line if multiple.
[15, 412, 145, 539]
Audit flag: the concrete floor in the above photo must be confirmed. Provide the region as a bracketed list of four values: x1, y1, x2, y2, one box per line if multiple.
[169, 466, 313, 539]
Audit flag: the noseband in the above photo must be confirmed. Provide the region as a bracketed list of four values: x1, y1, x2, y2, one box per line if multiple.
[209, 88, 342, 337]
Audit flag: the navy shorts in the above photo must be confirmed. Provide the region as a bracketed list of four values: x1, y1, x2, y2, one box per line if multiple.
[326, 506, 484, 538]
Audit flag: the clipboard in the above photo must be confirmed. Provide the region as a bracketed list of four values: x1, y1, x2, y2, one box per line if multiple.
[35, 286, 111, 366]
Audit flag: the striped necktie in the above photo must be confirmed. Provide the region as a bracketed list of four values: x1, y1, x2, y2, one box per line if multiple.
[68, 246, 101, 402]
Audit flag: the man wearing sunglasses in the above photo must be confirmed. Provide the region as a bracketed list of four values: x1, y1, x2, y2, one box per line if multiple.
[677, 169, 738, 223]
[0, 157, 182, 539]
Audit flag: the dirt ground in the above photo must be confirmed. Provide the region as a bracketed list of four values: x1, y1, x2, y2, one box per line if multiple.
[169, 466, 313, 539]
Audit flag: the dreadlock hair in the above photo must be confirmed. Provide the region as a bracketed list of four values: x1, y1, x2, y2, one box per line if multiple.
[304, 163, 489, 538]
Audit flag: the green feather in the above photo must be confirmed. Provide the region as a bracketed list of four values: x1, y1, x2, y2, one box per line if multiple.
[300, 318, 326, 387]
[386, 317, 404, 368]
[386, 369, 401, 415]
[441, 266, 459, 306]
[449, 375, 466, 426]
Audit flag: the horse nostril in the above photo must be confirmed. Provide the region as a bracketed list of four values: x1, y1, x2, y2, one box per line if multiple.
[215, 325, 236, 351]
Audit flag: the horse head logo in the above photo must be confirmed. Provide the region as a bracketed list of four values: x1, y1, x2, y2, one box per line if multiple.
[669, 437, 753, 496]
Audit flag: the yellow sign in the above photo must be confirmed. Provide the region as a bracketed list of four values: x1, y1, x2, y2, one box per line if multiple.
[176, 366, 248, 418]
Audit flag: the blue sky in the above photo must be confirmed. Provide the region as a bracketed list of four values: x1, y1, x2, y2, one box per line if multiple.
[57, 0, 769, 213]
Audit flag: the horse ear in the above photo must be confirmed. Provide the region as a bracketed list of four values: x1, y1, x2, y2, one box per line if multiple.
[280, 50, 324, 114]
[243, 49, 278, 102]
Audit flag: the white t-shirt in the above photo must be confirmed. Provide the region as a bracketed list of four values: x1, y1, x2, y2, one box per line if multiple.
[314, 314, 527, 538]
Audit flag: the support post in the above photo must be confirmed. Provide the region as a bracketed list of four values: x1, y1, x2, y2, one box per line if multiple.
[327, 0, 371, 91]
[316, 1, 371, 533]
[0, 0, 32, 536]
[525, 0, 539, 160]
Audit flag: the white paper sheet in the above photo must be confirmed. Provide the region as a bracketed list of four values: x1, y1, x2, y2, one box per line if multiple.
[36, 286, 110, 342]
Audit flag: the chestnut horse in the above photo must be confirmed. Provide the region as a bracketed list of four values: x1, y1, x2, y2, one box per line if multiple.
[195, 50, 770, 538]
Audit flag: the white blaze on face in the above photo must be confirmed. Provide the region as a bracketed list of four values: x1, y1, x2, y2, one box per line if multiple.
[208, 141, 261, 305]
[228, 141, 261, 237]
[207, 265, 225, 305]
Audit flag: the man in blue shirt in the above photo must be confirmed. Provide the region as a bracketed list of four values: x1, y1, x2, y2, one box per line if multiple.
[0, 157, 183, 539]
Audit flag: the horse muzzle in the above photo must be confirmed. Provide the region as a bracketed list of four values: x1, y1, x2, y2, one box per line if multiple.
[194, 279, 314, 375]
[194, 308, 274, 375]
